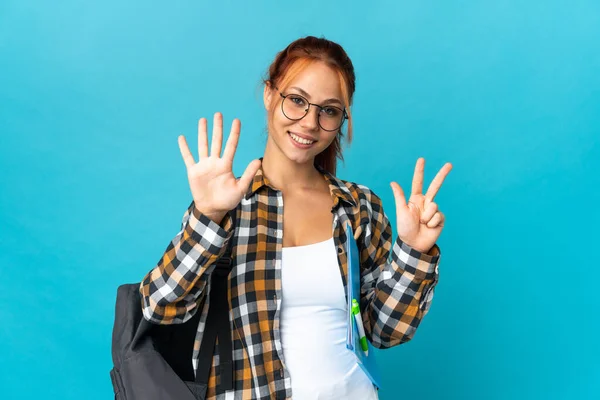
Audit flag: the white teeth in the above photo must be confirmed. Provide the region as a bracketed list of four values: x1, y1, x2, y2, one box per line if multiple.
[289, 132, 315, 145]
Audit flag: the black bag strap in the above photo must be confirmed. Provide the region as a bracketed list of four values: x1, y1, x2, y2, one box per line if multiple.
[195, 213, 235, 393]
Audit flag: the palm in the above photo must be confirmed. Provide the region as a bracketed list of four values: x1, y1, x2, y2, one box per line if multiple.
[187, 157, 245, 212]
[178, 113, 262, 215]
[391, 158, 452, 253]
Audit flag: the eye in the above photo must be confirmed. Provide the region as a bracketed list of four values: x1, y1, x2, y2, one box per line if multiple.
[289, 95, 306, 107]
[322, 106, 341, 117]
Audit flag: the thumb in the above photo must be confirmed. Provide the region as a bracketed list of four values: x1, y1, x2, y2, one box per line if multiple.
[237, 159, 262, 193]
[390, 182, 407, 209]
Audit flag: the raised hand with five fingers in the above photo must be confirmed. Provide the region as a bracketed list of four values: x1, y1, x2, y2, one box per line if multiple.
[178, 112, 262, 224]
[390, 158, 453, 254]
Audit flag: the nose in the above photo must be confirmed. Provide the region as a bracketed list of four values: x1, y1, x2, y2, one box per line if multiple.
[299, 104, 320, 131]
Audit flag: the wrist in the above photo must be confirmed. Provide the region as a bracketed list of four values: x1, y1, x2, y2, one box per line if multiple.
[193, 205, 227, 224]
[399, 238, 431, 254]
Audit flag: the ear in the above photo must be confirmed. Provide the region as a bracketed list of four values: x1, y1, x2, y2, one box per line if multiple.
[263, 81, 274, 111]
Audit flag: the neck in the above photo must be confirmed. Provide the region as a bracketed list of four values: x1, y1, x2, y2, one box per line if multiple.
[261, 138, 324, 191]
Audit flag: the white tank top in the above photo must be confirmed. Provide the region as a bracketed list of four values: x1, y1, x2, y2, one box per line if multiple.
[280, 237, 378, 400]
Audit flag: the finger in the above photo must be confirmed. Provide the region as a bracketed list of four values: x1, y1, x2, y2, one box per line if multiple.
[210, 112, 223, 157]
[178, 135, 195, 168]
[425, 162, 453, 201]
[426, 211, 444, 228]
[222, 118, 241, 165]
[198, 118, 208, 159]
[237, 159, 262, 193]
[411, 158, 425, 196]
[390, 182, 407, 209]
[420, 201, 438, 224]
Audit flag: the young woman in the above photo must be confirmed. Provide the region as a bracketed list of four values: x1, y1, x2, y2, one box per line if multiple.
[140, 36, 452, 400]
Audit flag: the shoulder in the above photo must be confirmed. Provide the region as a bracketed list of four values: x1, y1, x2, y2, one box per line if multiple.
[333, 176, 385, 214]
[334, 176, 393, 247]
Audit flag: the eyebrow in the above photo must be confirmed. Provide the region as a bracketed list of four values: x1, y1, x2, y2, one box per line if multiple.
[288, 86, 344, 106]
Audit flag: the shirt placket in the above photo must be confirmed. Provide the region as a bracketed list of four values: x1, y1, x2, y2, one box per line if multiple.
[332, 207, 350, 305]
[269, 190, 288, 399]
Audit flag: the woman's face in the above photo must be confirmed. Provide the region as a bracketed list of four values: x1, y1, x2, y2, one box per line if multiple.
[264, 61, 345, 166]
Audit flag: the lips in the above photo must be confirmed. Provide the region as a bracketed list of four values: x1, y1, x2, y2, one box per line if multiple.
[287, 131, 317, 149]
[287, 131, 317, 142]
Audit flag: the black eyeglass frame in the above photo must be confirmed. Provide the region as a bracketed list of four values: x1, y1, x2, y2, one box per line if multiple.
[277, 90, 348, 132]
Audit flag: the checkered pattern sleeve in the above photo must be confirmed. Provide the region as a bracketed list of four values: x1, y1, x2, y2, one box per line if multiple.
[140, 201, 234, 324]
[358, 189, 441, 349]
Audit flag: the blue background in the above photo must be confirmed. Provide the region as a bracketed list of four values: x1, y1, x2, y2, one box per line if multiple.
[1, 1, 599, 399]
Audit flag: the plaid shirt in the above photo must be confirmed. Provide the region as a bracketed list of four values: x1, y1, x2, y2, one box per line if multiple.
[140, 164, 441, 400]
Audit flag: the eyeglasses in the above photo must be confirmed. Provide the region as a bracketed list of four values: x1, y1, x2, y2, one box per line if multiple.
[278, 90, 348, 132]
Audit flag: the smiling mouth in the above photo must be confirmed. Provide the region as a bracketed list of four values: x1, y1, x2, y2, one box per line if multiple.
[287, 131, 316, 145]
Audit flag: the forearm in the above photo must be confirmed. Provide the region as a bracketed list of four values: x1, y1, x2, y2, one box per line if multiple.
[140, 202, 234, 324]
[364, 237, 440, 348]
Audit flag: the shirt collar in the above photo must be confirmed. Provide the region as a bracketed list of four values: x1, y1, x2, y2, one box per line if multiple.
[244, 158, 357, 208]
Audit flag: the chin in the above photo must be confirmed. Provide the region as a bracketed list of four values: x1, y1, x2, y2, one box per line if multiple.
[284, 150, 315, 165]
[271, 126, 328, 165]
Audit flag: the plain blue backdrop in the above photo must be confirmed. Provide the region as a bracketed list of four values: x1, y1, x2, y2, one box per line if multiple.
[1, 1, 599, 399]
